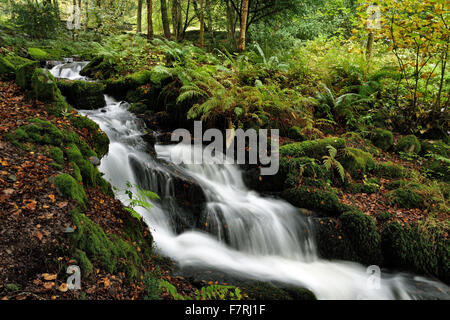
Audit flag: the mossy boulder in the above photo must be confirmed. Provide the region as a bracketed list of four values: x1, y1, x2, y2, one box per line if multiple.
[16, 61, 40, 89]
[79, 56, 116, 80]
[104, 70, 153, 101]
[396, 135, 421, 154]
[68, 115, 109, 158]
[27, 47, 49, 61]
[242, 281, 316, 300]
[280, 157, 330, 189]
[73, 249, 93, 277]
[282, 186, 342, 216]
[49, 147, 64, 165]
[58, 80, 105, 110]
[381, 220, 449, 284]
[373, 161, 408, 179]
[287, 126, 304, 141]
[340, 209, 383, 265]
[388, 186, 425, 209]
[31, 68, 58, 102]
[339, 147, 375, 178]
[8, 118, 65, 147]
[0, 56, 16, 80]
[53, 174, 87, 209]
[369, 128, 394, 151]
[280, 137, 345, 159]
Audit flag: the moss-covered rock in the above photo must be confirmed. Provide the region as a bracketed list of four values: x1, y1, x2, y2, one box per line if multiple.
[73, 249, 93, 277]
[280, 157, 330, 189]
[0, 56, 16, 80]
[53, 174, 87, 209]
[388, 187, 425, 209]
[287, 126, 304, 141]
[421, 140, 449, 158]
[280, 137, 345, 159]
[339, 147, 375, 178]
[374, 161, 408, 179]
[31, 68, 58, 102]
[242, 281, 316, 300]
[104, 70, 153, 100]
[340, 209, 383, 265]
[49, 147, 64, 165]
[28, 48, 49, 61]
[8, 118, 65, 147]
[345, 181, 380, 194]
[369, 128, 394, 151]
[68, 115, 109, 158]
[385, 180, 408, 190]
[79, 56, 115, 80]
[282, 186, 342, 216]
[397, 135, 421, 154]
[15, 61, 40, 89]
[381, 220, 449, 284]
[71, 162, 83, 183]
[58, 80, 105, 110]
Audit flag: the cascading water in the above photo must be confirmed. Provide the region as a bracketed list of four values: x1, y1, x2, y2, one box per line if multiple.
[50, 61, 449, 300]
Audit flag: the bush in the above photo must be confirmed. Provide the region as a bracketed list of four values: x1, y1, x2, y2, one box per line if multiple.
[369, 128, 394, 151]
[397, 135, 421, 154]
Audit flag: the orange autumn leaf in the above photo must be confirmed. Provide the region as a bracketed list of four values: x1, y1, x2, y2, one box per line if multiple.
[43, 273, 57, 281]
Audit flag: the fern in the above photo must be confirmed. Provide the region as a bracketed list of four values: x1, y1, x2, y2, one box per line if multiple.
[323, 145, 346, 182]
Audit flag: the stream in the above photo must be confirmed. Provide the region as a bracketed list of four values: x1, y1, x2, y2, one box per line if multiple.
[49, 61, 450, 300]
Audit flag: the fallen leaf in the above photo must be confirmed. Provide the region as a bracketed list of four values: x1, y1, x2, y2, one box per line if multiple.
[43, 273, 57, 281]
[58, 283, 68, 293]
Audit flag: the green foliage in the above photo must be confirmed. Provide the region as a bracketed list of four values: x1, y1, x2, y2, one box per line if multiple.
[69, 115, 110, 158]
[5, 283, 21, 292]
[124, 182, 160, 221]
[53, 174, 87, 209]
[73, 249, 94, 277]
[158, 280, 243, 301]
[12, 2, 61, 39]
[389, 188, 425, 209]
[27, 47, 48, 61]
[323, 145, 345, 182]
[0, 56, 16, 80]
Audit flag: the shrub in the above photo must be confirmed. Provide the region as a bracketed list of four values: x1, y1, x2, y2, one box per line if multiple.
[369, 128, 394, 151]
[397, 135, 421, 154]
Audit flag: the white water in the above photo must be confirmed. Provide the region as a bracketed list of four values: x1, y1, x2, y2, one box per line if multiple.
[50, 62, 450, 300]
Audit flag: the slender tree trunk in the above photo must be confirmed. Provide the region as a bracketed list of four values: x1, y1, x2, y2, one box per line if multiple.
[366, 31, 374, 60]
[226, 0, 236, 46]
[137, 0, 143, 33]
[147, 0, 153, 40]
[238, 0, 249, 52]
[199, 0, 205, 47]
[171, 0, 182, 41]
[160, 0, 171, 38]
[85, 0, 89, 30]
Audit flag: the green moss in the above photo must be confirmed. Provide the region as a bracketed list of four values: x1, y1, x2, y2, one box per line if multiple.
[5, 283, 21, 292]
[49, 147, 64, 165]
[280, 157, 330, 189]
[340, 209, 383, 265]
[388, 187, 425, 209]
[68, 115, 109, 158]
[280, 137, 345, 159]
[0, 56, 16, 80]
[79, 56, 115, 80]
[397, 135, 421, 154]
[74, 249, 93, 277]
[78, 159, 97, 187]
[27, 47, 48, 61]
[57, 80, 105, 110]
[241, 282, 291, 300]
[339, 147, 375, 178]
[345, 182, 379, 194]
[381, 220, 449, 284]
[385, 180, 408, 190]
[11, 118, 65, 147]
[4, 54, 32, 68]
[53, 174, 87, 209]
[369, 128, 394, 151]
[31, 68, 58, 102]
[282, 186, 341, 216]
[70, 211, 144, 280]
[71, 162, 83, 183]
[287, 126, 304, 141]
[15, 61, 39, 89]
[376, 211, 393, 222]
[49, 162, 63, 170]
[374, 161, 408, 179]
[65, 143, 83, 164]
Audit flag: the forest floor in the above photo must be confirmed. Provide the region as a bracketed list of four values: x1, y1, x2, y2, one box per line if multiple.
[0, 80, 198, 300]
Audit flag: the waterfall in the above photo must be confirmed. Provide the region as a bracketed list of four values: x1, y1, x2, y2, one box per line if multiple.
[49, 61, 449, 300]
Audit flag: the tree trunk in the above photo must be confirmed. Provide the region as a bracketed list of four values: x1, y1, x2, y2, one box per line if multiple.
[160, 0, 171, 38]
[85, 0, 89, 30]
[226, 0, 236, 47]
[199, 0, 205, 47]
[8, 0, 15, 20]
[137, 0, 143, 33]
[147, 0, 153, 40]
[366, 32, 375, 60]
[238, 0, 249, 52]
[171, 0, 182, 41]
